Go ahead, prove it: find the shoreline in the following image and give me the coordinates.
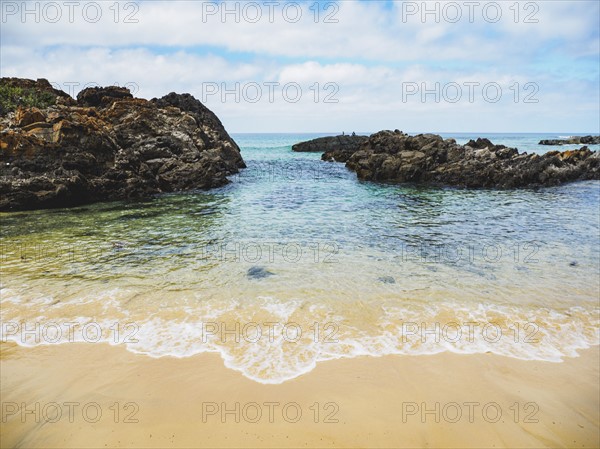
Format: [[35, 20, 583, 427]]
[[2, 342, 598, 448]]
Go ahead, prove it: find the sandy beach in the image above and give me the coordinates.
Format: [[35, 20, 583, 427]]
[[1, 342, 598, 448], [2, 1, 600, 448]]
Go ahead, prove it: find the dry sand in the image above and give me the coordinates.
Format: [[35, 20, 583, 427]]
[[1, 342, 598, 448]]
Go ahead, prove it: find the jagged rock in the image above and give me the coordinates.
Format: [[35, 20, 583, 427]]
[[292, 135, 368, 162], [539, 136, 600, 145], [1, 77, 71, 99], [15, 107, 46, 127], [0, 77, 70, 116], [342, 130, 599, 188], [77, 86, 133, 108], [580, 136, 600, 144], [0, 78, 246, 211], [151, 92, 245, 170]]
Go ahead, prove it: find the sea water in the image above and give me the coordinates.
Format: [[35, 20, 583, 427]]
[[1, 133, 598, 383]]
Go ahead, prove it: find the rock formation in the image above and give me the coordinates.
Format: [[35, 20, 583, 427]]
[[292, 135, 368, 162], [539, 136, 600, 145], [0, 78, 245, 211], [324, 130, 599, 188]]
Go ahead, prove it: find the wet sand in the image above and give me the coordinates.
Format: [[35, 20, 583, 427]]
[[1, 342, 598, 448]]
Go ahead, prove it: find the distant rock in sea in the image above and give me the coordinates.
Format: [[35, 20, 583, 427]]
[[0, 78, 246, 211], [539, 136, 600, 145], [314, 130, 598, 188], [292, 134, 368, 162]]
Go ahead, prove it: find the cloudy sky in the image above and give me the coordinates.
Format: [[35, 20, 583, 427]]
[[2, 0, 599, 133]]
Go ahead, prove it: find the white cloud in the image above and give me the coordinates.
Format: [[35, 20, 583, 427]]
[[0, 1, 598, 132], [2, 1, 598, 61]]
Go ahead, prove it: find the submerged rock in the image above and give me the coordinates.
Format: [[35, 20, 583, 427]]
[[0, 78, 246, 211], [292, 135, 368, 162], [247, 266, 274, 279], [378, 276, 396, 284], [340, 130, 599, 188]]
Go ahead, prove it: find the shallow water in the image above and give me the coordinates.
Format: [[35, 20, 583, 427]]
[[1, 133, 599, 383]]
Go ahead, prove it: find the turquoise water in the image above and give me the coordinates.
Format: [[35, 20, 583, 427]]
[[1, 133, 599, 383]]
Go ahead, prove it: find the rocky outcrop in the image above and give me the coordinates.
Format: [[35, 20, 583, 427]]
[[539, 136, 600, 145], [580, 136, 600, 144], [0, 78, 245, 211], [76, 86, 133, 107], [343, 130, 599, 188], [292, 135, 368, 162], [1, 77, 71, 101], [0, 77, 73, 116]]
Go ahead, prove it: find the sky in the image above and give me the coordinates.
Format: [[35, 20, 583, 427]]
[[1, 0, 599, 133]]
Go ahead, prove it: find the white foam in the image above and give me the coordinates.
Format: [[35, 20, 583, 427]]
[[2, 294, 598, 384]]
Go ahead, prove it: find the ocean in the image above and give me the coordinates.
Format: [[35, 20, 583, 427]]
[[1, 132, 599, 384]]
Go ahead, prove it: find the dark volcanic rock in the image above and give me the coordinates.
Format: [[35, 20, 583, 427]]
[[292, 135, 368, 162], [343, 130, 599, 188], [539, 136, 600, 145], [0, 78, 246, 211], [151, 92, 245, 170], [77, 86, 133, 107], [580, 136, 600, 144]]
